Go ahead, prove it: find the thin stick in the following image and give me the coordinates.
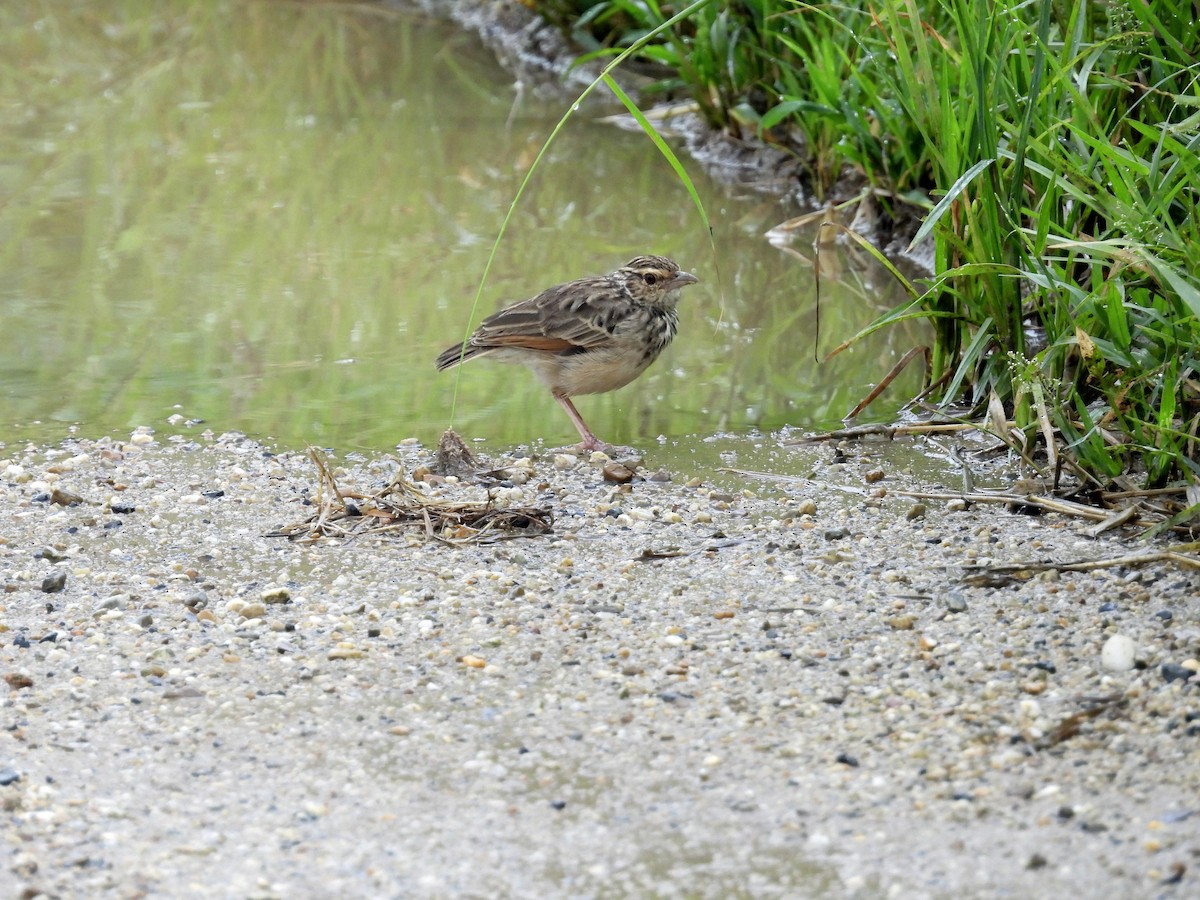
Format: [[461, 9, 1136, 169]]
[[786, 421, 975, 444], [966, 548, 1200, 572]]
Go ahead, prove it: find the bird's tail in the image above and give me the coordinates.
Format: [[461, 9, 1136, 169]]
[[435, 343, 479, 371]]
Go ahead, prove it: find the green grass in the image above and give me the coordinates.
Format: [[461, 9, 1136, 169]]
[[531, 0, 1200, 491]]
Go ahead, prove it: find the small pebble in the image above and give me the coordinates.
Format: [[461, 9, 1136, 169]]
[[1101, 634, 1136, 672], [179, 590, 208, 611], [602, 462, 635, 484], [1161, 663, 1194, 684], [943, 593, 968, 613], [262, 586, 291, 604], [41, 569, 67, 593], [50, 487, 84, 506]]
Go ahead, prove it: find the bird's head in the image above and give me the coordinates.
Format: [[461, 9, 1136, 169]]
[[618, 255, 699, 307]]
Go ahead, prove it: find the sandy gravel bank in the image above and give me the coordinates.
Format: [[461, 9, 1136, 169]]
[[2, 430, 1197, 898]]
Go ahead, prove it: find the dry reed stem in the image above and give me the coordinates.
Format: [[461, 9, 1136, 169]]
[[269, 448, 552, 545]]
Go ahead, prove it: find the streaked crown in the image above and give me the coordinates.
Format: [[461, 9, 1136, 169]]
[[616, 255, 699, 306]]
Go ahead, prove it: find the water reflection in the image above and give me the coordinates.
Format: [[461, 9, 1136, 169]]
[[0, 0, 925, 451]]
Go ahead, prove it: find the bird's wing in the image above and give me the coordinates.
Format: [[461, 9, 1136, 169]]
[[470, 277, 628, 353]]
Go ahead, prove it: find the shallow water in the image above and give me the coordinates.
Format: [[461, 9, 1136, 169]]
[[1, 0, 924, 454]]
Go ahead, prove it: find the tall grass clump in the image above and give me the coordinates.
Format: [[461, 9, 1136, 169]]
[[529, 0, 1200, 490]]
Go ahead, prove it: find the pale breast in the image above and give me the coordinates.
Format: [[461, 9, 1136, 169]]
[[552, 306, 678, 396]]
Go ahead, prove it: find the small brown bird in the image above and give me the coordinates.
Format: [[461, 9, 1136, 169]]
[[436, 255, 699, 451]]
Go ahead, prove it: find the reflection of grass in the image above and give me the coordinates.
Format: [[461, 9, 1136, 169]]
[[529, 0, 1200, 489], [0, 1, 916, 450]]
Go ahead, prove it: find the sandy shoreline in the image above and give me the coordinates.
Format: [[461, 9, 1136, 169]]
[[2, 429, 1197, 897]]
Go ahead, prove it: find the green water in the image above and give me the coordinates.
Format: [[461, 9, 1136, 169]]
[[0, 0, 924, 454]]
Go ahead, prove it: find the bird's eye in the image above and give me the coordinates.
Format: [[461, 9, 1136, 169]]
[[643, 273, 657, 285]]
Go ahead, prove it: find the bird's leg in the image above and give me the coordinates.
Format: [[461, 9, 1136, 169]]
[[554, 393, 607, 452]]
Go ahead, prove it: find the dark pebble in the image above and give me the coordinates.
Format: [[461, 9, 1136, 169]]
[[41, 570, 67, 593], [1154, 610, 1173, 622], [1034, 660, 1056, 674], [604, 508, 623, 519], [31, 492, 50, 503], [12, 635, 31, 649], [550, 800, 566, 810], [38, 632, 58, 643], [201, 489, 225, 499], [103, 520, 123, 529], [1161, 862, 1186, 885], [1026, 853, 1048, 870], [110, 502, 136, 514], [1161, 663, 1195, 685], [1057, 805, 1075, 820], [0, 768, 20, 786], [835, 752, 859, 767], [823, 527, 850, 540], [1098, 602, 1118, 613]]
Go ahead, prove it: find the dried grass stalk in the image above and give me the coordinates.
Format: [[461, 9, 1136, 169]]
[[270, 448, 552, 545]]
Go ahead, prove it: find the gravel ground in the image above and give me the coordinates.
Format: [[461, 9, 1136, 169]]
[[2, 428, 1198, 899]]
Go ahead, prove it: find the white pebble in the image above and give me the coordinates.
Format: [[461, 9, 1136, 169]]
[[1101, 634, 1136, 671]]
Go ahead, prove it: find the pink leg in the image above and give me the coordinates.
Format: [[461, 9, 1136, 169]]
[[554, 394, 606, 451]]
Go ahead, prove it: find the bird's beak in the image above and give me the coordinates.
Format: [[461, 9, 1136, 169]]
[[671, 270, 699, 289]]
